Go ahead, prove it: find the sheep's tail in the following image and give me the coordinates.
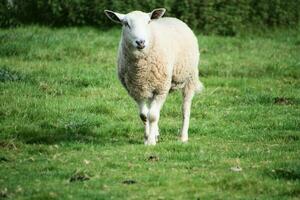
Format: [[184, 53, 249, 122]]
[[195, 80, 204, 94]]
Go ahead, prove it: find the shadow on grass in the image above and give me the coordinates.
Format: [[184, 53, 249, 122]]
[[267, 168, 300, 181], [12, 121, 141, 146], [16, 126, 96, 144]]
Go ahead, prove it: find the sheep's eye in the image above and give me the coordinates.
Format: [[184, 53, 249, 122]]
[[124, 22, 130, 29]]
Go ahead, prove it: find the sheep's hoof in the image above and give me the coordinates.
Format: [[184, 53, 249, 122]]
[[144, 140, 156, 146], [180, 136, 188, 143]]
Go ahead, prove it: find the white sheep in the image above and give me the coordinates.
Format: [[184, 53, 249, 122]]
[[104, 8, 204, 145]]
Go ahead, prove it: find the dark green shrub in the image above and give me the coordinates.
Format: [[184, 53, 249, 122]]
[[0, 0, 17, 27], [0, 0, 299, 35]]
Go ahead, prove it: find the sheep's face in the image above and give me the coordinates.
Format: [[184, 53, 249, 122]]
[[104, 9, 166, 50], [122, 11, 151, 50]]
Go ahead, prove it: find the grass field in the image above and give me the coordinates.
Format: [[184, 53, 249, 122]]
[[0, 26, 300, 199]]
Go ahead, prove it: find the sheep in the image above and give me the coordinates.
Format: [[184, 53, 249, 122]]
[[104, 8, 204, 145]]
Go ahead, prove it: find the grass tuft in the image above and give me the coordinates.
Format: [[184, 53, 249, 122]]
[[0, 67, 26, 82], [69, 170, 92, 182]]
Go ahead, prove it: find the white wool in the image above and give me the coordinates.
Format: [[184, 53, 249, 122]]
[[118, 16, 203, 101]]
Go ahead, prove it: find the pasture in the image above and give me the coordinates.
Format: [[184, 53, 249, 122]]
[[0, 26, 299, 199]]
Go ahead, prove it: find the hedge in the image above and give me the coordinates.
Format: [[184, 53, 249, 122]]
[[1, 0, 299, 35]]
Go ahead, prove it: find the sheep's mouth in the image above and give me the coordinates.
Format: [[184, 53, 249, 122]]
[[137, 45, 145, 50]]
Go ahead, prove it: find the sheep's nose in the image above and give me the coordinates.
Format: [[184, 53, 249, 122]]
[[136, 40, 145, 49]]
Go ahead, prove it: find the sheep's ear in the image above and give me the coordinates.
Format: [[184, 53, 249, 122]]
[[149, 8, 166, 20], [104, 10, 125, 24]]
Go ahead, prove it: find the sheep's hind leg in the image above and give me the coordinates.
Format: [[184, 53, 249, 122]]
[[180, 86, 195, 143], [146, 94, 167, 145], [138, 101, 149, 143]]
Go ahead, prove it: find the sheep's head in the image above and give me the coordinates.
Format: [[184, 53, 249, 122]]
[[104, 8, 166, 50]]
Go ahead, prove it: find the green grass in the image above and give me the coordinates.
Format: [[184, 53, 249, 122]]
[[0, 26, 300, 199]]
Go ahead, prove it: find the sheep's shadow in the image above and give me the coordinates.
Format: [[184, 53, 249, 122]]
[[12, 123, 141, 146]]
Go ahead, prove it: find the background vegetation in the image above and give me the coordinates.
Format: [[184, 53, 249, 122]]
[[1, 0, 300, 35], [0, 26, 299, 199]]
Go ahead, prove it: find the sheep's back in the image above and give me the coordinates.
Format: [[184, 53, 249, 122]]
[[153, 17, 200, 90]]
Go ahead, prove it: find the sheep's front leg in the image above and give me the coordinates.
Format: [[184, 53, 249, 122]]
[[181, 89, 195, 142], [138, 101, 150, 143], [146, 94, 167, 145]]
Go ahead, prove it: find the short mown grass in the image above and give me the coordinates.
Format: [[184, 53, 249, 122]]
[[0, 26, 299, 199]]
